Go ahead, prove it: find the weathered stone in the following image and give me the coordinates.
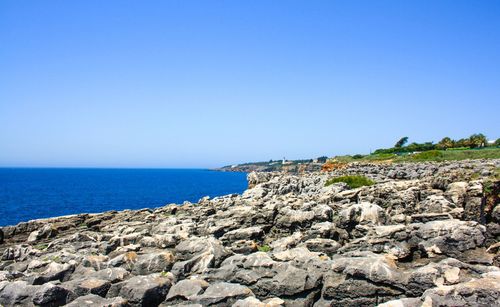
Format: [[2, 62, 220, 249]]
[[132, 252, 175, 275], [0, 280, 36, 306], [32, 283, 72, 306], [166, 279, 209, 302], [65, 294, 128, 307], [27, 224, 58, 243], [31, 262, 76, 285], [195, 282, 254, 306], [76, 278, 111, 297], [107, 274, 172, 306]]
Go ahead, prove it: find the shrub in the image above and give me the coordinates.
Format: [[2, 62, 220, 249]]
[[325, 175, 375, 189], [352, 154, 365, 159], [317, 156, 328, 163], [257, 245, 271, 252]]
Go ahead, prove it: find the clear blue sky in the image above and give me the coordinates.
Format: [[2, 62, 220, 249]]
[[1, 1, 499, 168]]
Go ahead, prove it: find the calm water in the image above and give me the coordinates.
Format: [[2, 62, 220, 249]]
[[0, 168, 247, 226]]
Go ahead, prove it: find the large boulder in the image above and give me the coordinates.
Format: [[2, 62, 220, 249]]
[[165, 279, 209, 303], [75, 278, 112, 297], [410, 220, 486, 259], [337, 202, 387, 229], [27, 224, 58, 243], [171, 237, 231, 278], [195, 282, 254, 306], [32, 283, 72, 306], [132, 252, 175, 275], [30, 261, 76, 285], [107, 274, 172, 307], [0, 280, 37, 306]]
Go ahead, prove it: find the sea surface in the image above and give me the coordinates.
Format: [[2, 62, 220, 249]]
[[0, 168, 248, 227]]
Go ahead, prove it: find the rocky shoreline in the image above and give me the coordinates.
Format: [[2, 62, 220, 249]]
[[1, 159, 499, 306]]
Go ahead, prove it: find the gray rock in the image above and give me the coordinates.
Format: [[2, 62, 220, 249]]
[[220, 227, 264, 243], [107, 274, 172, 306], [166, 279, 209, 302], [132, 252, 175, 275], [31, 262, 76, 285], [89, 268, 130, 283], [0, 280, 36, 306], [32, 283, 72, 306], [337, 202, 387, 228], [27, 224, 58, 243], [195, 282, 254, 306], [464, 181, 485, 222], [75, 278, 111, 297], [299, 238, 341, 255], [65, 294, 128, 307]]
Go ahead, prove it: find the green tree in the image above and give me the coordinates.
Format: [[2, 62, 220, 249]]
[[454, 138, 470, 148], [394, 137, 409, 148], [436, 137, 454, 150], [317, 156, 328, 163], [469, 133, 487, 148]]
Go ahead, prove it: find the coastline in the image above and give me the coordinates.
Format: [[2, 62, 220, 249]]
[[0, 159, 499, 306]]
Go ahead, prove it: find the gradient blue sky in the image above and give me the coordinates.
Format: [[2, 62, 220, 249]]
[[1, 1, 499, 168]]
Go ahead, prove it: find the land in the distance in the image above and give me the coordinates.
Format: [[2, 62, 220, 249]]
[[218, 134, 500, 172]]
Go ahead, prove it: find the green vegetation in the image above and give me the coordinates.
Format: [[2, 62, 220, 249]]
[[483, 168, 500, 194], [394, 136, 409, 148], [411, 150, 443, 160], [332, 133, 498, 164], [325, 175, 375, 189], [35, 244, 49, 250], [374, 133, 494, 155], [257, 245, 271, 252], [221, 133, 498, 171], [333, 147, 500, 163], [42, 255, 61, 263], [316, 156, 328, 163], [334, 153, 395, 163]]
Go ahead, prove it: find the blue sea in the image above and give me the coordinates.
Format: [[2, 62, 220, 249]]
[[0, 168, 248, 227]]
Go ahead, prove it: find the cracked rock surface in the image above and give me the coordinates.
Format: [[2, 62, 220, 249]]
[[1, 159, 499, 306]]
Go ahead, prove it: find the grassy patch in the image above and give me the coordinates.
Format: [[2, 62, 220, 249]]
[[335, 148, 500, 164], [44, 255, 61, 263], [411, 150, 444, 160], [257, 245, 271, 252], [35, 244, 49, 250], [402, 148, 500, 162], [325, 175, 375, 189], [437, 147, 500, 161]]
